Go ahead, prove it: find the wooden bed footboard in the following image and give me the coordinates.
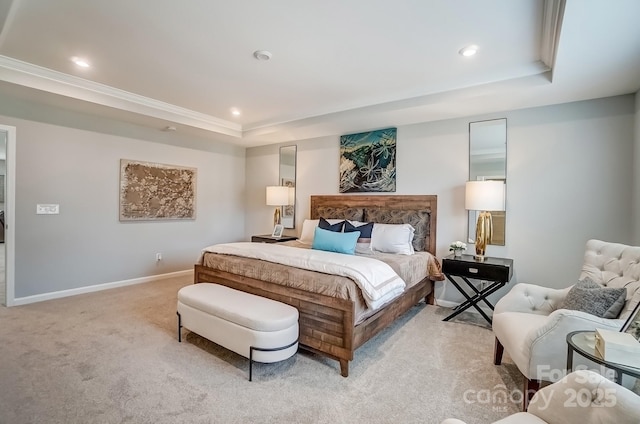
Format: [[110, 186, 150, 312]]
[[194, 264, 434, 377]]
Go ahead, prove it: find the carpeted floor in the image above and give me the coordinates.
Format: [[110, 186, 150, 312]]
[[0, 276, 529, 424]]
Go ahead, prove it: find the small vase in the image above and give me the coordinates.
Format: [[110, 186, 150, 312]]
[[453, 250, 463, 258]]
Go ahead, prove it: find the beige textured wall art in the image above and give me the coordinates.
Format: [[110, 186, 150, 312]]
[[119, 159, 197, 221]]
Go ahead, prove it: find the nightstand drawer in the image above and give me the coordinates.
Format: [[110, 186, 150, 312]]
[[443, 256, 513, 282]]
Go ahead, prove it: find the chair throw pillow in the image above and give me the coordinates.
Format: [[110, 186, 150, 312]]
[[560, 278, 627, 319]]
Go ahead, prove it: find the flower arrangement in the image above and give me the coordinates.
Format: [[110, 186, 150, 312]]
[[449, 241, 467, 256]]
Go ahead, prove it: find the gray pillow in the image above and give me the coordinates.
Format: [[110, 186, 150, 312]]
[[560, 278, 627, 319]]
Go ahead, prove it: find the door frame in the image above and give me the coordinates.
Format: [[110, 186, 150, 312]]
[[0, 125, 15, 306]]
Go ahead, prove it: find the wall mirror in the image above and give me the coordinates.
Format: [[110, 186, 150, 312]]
[[279, 145, 297, 229], [468, 118, 507, 245]]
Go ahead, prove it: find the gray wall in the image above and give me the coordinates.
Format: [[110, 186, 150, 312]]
[[0, 102, 246, 299], [245, 95, 636, 305], [634, 90, 640, 245], [2, 92, 636, 303]]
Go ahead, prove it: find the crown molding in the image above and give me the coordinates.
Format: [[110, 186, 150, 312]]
[[540, 0, 566, 80], [0, 55, 242, 137]]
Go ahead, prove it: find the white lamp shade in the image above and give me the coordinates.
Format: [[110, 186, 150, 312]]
[[288, 186, 295, 205], [266, 186, 290, 206], [465, 181, 505, 211]]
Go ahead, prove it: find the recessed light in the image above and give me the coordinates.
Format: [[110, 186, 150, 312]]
[[459, 45, 478, 57], [253, 50, 272, 61], [231, 108, 241, 116], [71, 56, 90, 68]]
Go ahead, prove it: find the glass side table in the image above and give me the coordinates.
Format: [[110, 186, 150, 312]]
[[566, 330, 640, 384]]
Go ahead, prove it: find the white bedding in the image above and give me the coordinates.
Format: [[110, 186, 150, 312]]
[[202, 242, 406, 310]]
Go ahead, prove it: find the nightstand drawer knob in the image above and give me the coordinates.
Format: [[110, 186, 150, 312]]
[[468, 268, 479, 274]]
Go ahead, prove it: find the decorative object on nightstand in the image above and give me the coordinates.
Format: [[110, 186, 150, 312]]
[[271, 224, 284, 238], [266, 186, 291, 227], [465, 180, 505, 261], [251, 234, 298, 243], [449, 240, 467, 257], [442, 253, 513, 325]]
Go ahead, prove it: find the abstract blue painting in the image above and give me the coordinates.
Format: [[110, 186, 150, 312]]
[[339, 127, 396, 193]]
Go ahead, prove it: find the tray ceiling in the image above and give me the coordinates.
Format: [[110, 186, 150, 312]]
[[0, 0, 638, 146]]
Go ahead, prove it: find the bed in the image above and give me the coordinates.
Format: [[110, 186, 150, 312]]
[[194, 194, 442, 377]]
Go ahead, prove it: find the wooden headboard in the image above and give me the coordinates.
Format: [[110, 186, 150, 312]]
[[310, 195, 437, 255]]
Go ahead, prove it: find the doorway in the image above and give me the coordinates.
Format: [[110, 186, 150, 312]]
[[0, 125, 15, 306]]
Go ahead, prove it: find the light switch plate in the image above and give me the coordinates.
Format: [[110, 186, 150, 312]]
[[37, 204, 59, 214]]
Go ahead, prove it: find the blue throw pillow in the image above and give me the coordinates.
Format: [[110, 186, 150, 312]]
[[312, 227, 360, 255], [319, 217, 345, 232]]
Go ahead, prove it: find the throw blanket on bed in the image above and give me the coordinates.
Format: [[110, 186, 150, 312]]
[[202, 242, 406, 310]]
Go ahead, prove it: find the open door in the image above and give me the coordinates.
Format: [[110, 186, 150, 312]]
[[0, 125, 15, 306]]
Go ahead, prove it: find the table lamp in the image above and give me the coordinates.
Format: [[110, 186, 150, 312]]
[[266, 186, 290, 227], [465, 180, 505, 261]]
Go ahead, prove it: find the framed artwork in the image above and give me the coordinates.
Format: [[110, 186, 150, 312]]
[[621, 302, 640, 341], [272, 224, 284, 238], [119, 159, 197, 221], [339, 127, 396, 193]]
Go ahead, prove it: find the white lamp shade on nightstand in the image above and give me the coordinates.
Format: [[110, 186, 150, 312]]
[[266, 186, 291, 206], [266, 185, 291, 227], [465, 180, 505, 260], [288, 186, 295, 205], [465, 181, 505, 212]]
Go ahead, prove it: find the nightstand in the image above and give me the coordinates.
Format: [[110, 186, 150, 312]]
[[442, 254, 513, 325], [251, 235, 298, 243]]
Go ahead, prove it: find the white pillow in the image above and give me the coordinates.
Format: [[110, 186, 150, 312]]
[[299, 218, 345, 244], [347, 220, 366, 226], [370, 223, 415, 255]]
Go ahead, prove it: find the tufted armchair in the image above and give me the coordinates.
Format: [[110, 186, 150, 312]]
[[492, 239, 640, 409], [441, 370, 640, 424]]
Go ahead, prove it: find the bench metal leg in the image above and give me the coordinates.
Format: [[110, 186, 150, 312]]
[[177, 311, 182, 342], [249, 339, 299, 382]]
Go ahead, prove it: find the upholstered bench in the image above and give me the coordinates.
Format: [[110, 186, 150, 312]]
[[177, 283, 299, 381]]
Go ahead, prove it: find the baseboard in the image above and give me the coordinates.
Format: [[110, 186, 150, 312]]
[[12, 269, 193, 306]]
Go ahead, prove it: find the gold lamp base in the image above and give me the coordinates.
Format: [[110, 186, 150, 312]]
[[474, 211, 493, 261], [273, 207, 281, 227]]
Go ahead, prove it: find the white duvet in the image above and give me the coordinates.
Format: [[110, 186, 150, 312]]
[[202, 242, 406, 310]]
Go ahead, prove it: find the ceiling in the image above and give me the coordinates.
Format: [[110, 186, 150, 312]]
[[0, 0, 638, 148]]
